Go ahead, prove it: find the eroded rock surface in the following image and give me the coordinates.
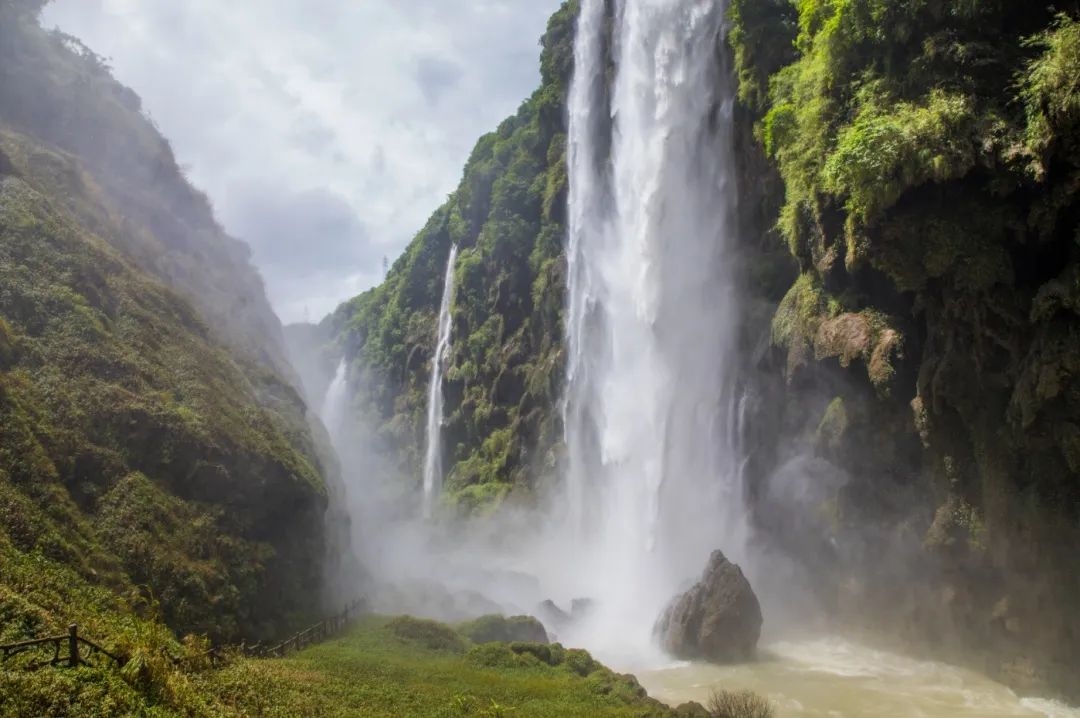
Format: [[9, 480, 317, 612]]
[[655, 550, 762, 662]]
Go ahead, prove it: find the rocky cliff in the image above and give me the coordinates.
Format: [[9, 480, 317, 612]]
[[728, 0, 1080, 697]]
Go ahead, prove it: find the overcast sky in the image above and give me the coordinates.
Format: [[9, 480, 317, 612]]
[[42, 0, 562, 324]]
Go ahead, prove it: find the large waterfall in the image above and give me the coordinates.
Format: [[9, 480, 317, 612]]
[[422, 245, 459, 517], [560, 0, 747, 660]]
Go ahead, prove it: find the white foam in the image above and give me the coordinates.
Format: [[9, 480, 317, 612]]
[[1021, 698, 1080, 718]]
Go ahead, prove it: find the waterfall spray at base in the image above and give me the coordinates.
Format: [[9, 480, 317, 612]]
[[422, 245, 459, 517], [553, 0, 747, 664]]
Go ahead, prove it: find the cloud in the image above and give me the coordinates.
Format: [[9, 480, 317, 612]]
[[222, 185, 375, 275], [415, 56, 463, 107], [41, 0, 563, 323]]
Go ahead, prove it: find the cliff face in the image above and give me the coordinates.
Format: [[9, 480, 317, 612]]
[[322, 2, 579, 513], [728, 0, 1080, 696], [0, 0, 334, 647]]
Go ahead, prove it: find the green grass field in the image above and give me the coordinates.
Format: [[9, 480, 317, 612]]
[[198, 615, 677, 717]]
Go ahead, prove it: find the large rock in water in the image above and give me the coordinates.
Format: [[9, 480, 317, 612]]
[[654, 550, 762, 662]]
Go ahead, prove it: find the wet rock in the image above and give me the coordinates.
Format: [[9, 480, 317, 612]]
[[654, 550, 762, 662]]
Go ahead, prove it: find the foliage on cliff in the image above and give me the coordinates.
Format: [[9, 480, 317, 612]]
[[0, 2, 338, 712], [731, 0, 1080, 695], [0, 0, 292, 379], [325, 2, 578, 514]]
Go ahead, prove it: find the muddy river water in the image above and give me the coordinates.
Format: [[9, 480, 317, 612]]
[[628, 637, 1079, 717]]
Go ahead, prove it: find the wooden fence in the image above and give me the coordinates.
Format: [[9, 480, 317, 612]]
[[0, 624, 125, 670], [0, 597, 367, 673]]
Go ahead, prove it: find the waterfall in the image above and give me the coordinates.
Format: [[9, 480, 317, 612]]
[[422, 244, 459, 517], [560, 0, 746, 661], [321, 359, 348, 442]]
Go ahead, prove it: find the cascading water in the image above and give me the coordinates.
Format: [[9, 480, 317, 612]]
[[560, 0, 747, 662], [321, 359, 349, 443], [422, 244, 459, 517]]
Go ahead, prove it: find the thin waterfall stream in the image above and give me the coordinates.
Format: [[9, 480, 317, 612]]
[[422, 244, 459, 517], [322, 359, 348, 443]]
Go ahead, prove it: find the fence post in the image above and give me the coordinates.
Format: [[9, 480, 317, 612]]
[[68, 625, 79, 668]]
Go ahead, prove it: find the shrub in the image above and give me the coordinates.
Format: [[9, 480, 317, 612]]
[[457, 614, 548, 644], [386, 615, 467, 654], [465, 642, 525, 669], [508, 641, 564, 666], [562, 648, 599, 677], [707, 689, 775, 718]]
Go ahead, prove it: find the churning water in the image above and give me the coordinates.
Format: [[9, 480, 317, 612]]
[[422, 244, 459, 517], [636, 637, 1080, 718], [559, 0, 747, 662]]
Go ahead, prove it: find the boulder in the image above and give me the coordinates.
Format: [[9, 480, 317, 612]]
[[654, 550, 762, 662]]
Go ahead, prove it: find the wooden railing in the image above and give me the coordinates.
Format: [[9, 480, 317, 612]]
[[251, 597, 366, 659], [0, 624, 125, 670], [0, 597, 366, 673]]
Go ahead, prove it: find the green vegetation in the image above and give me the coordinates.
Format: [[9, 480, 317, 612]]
[[0, 1, 339, 712], [193, 615, 676, 717], [457, 614, 549, 645], [706, 689, 774, 718], [322, 2, 579, 514], [388, 615, 471, 654], [0, 143, 326, 642], [731, 0, 1080, 698]]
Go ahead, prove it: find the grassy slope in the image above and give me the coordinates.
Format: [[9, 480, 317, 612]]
[[0, 3, 339, 713], [1, 614, 685, 717], [0, 118, 328, 641], [199, 616, 677, 718], [0, 142, 331, 712]]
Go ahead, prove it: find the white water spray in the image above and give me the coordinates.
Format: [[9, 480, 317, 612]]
[[560, 0, 746, 662], [422, 245, 459, 517]]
